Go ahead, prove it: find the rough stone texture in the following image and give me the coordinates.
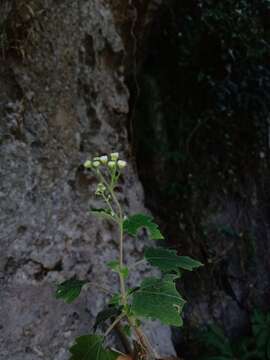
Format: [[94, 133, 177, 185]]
[[0, 1, 175, 359]]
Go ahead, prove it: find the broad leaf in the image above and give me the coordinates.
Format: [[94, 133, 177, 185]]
[[91, 208, 114, 221], [131, 276, 185, 326], [145, 247, 203, 272], [55, 278, 87, 303], [123, 213, 164, 240], [69, 335, 118, 360], [94, 306, 122, 331]]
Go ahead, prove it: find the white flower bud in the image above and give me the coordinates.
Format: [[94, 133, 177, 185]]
[[108, 160, 116, 169], [117, 160, 127, 169], [92, 161, 100, 168], [84, 160, 92, 169], [100, 155, 108, 164], [110, 152, 119, 161], [95, 182, 106, 195]]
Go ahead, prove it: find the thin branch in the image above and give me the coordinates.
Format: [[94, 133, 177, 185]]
[[104, 313, 125, 337]]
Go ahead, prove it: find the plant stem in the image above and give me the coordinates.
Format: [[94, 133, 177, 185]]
[[104, 313, 125, 337], [115, 323, 133, 356], [127, 318, 158, 360], [96, 167, 157, 359], [118, 220, 127, 305]]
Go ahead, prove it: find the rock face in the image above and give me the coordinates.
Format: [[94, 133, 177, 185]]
[[0, 1, 174, 359]]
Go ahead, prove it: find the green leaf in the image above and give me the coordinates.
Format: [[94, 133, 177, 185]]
[[123, 213, 164, 240], [55, 279, 87, 303], [109, 293, 121, 306], [145, 247, 203, 272], [131, 276, 185, 326], [199, 325, 233, 356], [69, 335, 118, 360], [107, 261, 129, 278], [94, 306, 122, 332], [91, 208, 114, 221], [106, 260, 120, 270]]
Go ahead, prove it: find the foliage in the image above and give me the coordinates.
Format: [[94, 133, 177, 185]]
[[69, 335, 118, 360], [144, 247, 203, 272], [55, 278, 87, 304], [123, 213, 164, 240], [132, 275, 186, 326], [54, 153, 203, 359], [197, 310, 270, 360]]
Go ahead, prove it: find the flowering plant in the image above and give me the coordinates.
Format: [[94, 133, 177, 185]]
[[55, 153, 203, 360]]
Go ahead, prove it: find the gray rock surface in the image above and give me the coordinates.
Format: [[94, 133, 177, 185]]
[[0, 1, 175, 359]]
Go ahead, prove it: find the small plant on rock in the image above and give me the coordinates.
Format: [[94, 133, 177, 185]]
[[55, 152, 203, 360]]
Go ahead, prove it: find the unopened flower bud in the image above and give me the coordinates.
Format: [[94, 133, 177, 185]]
[[108, 160, 116, 169], [100, 155, 108, 164], [110, 152, 119, 161], [92, 161, 100, 168], [95, 182, 106, 195], [117, 160, 127, 169], [84, 160, 92, 169]]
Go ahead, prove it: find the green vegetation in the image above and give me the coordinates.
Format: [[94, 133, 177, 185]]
[[55, 153, 203, 360], [198, 310, 270, 360]]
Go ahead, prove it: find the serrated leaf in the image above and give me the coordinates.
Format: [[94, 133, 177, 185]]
[[145, 247, 203, 272], [69, 335, 118, 360], [123, 213, 164, 240], [131, 276, 185, 326], [55, 279, 87, 303], [94, 306, 122, 332], [91, 208, 114, 221]]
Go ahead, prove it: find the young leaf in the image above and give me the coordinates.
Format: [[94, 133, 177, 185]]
[[107, 261, 129, 279], [91, 208, 115, 221], [131, 276, 186, 326], [109, 293, 122, 306], [94, 306, 123, 331], [69, 335, 118, 360], [107, 260, 120, 270], [144, 247, 203, 272], [55, 279, 87, 304], [123, 213, 164, 240]]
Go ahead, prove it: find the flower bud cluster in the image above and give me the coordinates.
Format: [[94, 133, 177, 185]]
[[83, 152, 127, 170], [95, 182, 106, 195]]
